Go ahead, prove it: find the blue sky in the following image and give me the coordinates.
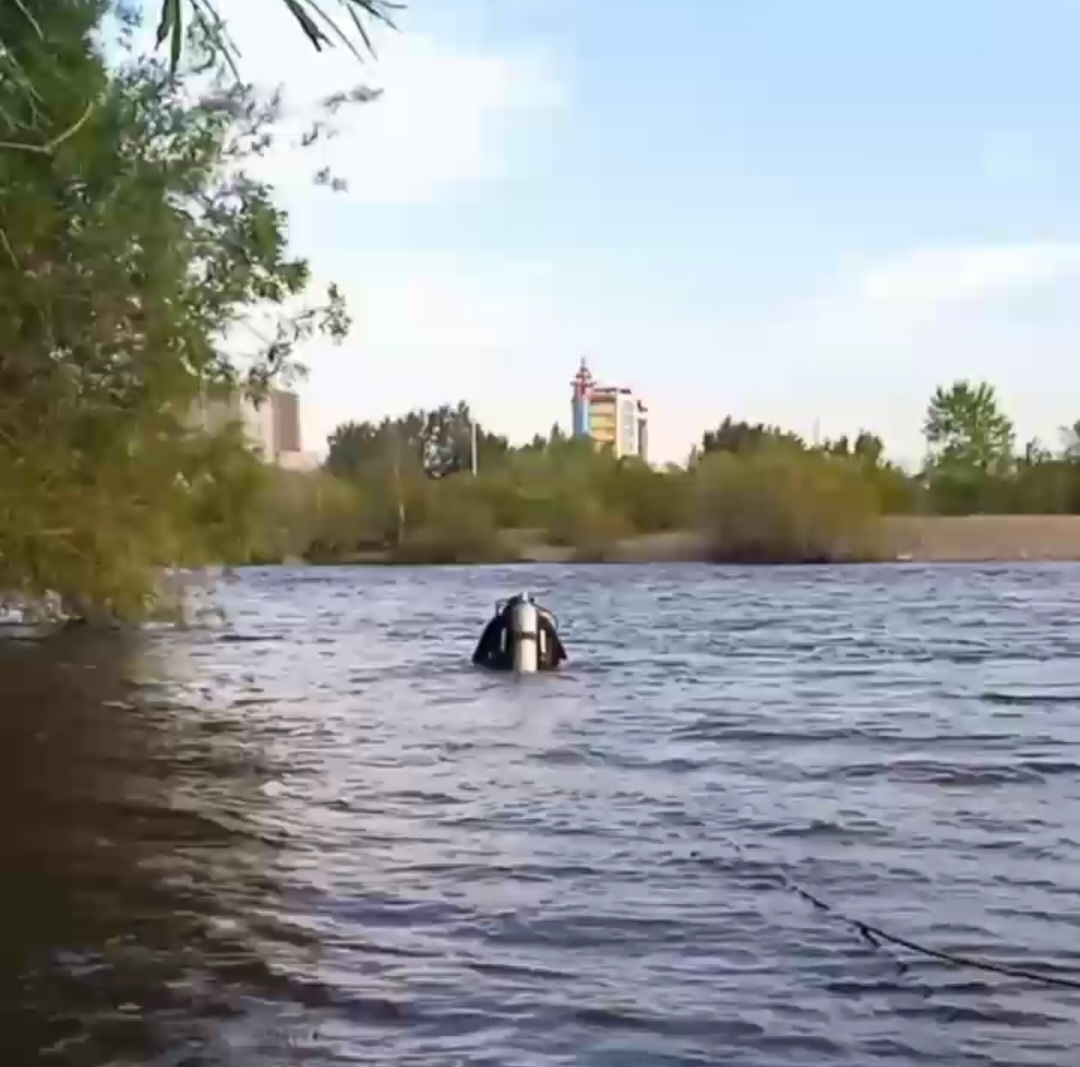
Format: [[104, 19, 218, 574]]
[[216, 0, 1080, 464]]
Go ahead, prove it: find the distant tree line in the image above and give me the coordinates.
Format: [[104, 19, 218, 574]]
[[6, 3, 1080, 612], [690, 379, 1080, 516], [240, 378, 1080, 567]]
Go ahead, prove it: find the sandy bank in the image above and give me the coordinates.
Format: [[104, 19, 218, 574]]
[[605, 516, 1080, 564], [320, 515, 1080, 566], [878, 515, 1080, 562]]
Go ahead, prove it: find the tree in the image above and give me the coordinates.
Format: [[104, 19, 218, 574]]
[[1059, 420, 1080, 461], [820, 431, 884, 465], [326, 413, 424, 480], [695, 447, 882, 564], [853, 431, 885, 467], [0, 1, 399, 77], [0, 0, 395, 190], [701, 416, 804, 456], [421, 402, 509, 478], [923, 380, 1015, 473], [823, 434, 850, 457], [327, 403, 508, 481], [1020, 437, 1053, 467], [0, 1, 348, 617], [157, 1, 398, 74]]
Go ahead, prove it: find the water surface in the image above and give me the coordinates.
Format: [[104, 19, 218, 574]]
[[3, 562, 1080, 1065]]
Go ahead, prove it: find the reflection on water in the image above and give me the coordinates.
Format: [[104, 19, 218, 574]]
[[0, 630, 313, 1064], [3, 563, 1080, 1065]]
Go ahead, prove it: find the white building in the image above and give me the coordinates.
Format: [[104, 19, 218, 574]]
[[192, 387, 319, 470], [570, 358, 649, 461]]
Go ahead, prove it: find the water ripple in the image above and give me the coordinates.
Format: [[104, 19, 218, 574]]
[[3, 562, 1080, 1065]]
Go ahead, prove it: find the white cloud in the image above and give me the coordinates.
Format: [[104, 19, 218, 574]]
[[854, 242, 1080, 309], [744, 241, 1080, 465], [194, 2, 571, 452], [294, 239, 1080, 467], [219, 1, 563, 204], [161, 5, 1080, 469], [783, 241, 1080, 358], [297, 253, 568, 455]]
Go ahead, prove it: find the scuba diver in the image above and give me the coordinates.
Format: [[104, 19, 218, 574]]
[[472, 592, 567, 673]]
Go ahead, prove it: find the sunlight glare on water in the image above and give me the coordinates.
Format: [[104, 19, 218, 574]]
[[3, 562, 1080, 1066]]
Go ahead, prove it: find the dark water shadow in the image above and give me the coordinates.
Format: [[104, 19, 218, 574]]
[[0, 630, 316, 1065]]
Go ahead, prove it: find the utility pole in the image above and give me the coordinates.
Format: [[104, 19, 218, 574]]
[[392, 422, 404, 546], [470, 415, 479, 476]]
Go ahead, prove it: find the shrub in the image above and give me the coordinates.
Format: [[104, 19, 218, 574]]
[[599, 459, 690, 533], [543, 496, 635, 561], [248, 468, 367, 563], [390, 491, 510, 564], [693, 447, 883, 563]]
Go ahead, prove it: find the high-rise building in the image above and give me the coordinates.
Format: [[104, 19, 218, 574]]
[[569, 357, 648, 461], [272, 389, 301, 454], [190, 386, 317, 469]]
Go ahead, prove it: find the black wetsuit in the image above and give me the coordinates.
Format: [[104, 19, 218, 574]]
[[471, 598, 567, 671]]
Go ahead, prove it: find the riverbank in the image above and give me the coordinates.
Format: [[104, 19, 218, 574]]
[[595, 516, 1080, 563], [610, 516, 1080, 563], [316, 515, 1080, 566], [878, 515, 1080, 562]]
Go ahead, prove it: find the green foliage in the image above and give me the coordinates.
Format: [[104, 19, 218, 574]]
[[10, 0, 1080, 613], [392, 493, 510, 565], [1003, 451, 1079, 515], [924, 379, 1015, 474], [917, 381, 1080, 515], [865, 462, 925, 516], [0, 1, 348, 618], [326, 403, 508, 482], [700, 416, 805, 456], [304, 402, 904, 566], [822, 430, 885, 465], [544, 499, 634, 561], [827, 431, 923, 515], [285, 385, 1080, 567], [246, 468, 366, 564], [183, 425, 276, 565], [154, 1, 399, 79], [378, 473, 513, 564], [16, 5, 1080, 585], [600, 458, 690, 534], [694, 447, 883, 564], [309, 410, 691, 564]]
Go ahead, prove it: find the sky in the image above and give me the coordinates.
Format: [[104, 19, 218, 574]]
[[204, 0, 1080, 466]]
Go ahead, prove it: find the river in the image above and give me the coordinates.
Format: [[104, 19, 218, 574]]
[[2, 562, 1080, 1066]]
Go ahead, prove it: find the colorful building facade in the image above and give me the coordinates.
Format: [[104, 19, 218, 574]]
[[569, 358, 649, 461]]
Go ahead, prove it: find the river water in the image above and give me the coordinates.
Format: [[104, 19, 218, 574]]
[[3, 563, 1080, 1066]]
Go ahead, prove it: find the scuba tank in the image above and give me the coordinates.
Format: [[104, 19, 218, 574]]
[[471, 592, 567, 673]]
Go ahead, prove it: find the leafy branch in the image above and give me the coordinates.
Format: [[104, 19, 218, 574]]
[[160, 0, 404, 75], [0, 99, 94, 154]]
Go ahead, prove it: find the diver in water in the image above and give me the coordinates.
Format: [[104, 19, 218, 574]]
[[472, 592, 567, 672]]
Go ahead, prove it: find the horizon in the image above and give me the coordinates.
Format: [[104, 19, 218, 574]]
[[182, 1, 1080, 469], [283, 367, 931, 472]]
